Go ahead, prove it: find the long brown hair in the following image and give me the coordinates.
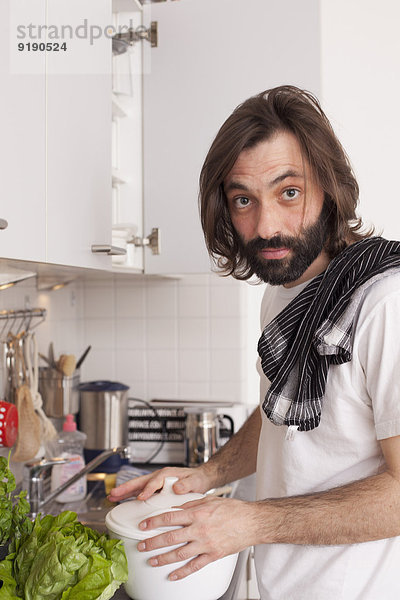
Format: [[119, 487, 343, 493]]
[[199, 85, 372, 279]]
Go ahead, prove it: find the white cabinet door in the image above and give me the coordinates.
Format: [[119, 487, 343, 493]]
[[142, 0, 320, 274], [45, 0, 113, 269], [0, 0, 46, 263]]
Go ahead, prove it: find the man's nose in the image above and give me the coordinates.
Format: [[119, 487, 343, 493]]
[[255, 202, 281, 240]]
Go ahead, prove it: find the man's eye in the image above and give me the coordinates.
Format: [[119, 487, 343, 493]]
[[282, 188, 299, 200], [234, 196, 251, 208]]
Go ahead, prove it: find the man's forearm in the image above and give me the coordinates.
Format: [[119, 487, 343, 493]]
[[254, 470, 400, 546], [202, 407, 261, 488]]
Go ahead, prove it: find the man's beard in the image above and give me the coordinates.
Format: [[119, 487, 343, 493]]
[[239, 199, 332, 285]]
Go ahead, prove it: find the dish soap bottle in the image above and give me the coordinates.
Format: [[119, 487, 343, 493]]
[[49, 414, 87, 503]]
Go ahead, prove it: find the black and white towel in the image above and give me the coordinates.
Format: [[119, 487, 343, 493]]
[[258, 237, 400, 432]]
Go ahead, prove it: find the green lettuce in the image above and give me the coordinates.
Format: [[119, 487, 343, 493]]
[[0, 455, 31, 546], [0, 511, 127, 600]]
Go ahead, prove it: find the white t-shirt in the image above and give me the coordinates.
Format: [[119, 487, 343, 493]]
[[255, 271, 400, 600]]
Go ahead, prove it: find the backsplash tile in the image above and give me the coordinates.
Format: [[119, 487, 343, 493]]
[[178, 348, 210, 383], [178, 317, 210, 349], [115, 283, 145, 318], [177, 284, 209, 318], [147, 318, 177, 350], [146, 282, 178, 318], [116, 318, 146, 349]]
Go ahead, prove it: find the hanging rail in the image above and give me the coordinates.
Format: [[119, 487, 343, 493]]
[[0, 308, 46, 321], [0, 308, 47, 342]]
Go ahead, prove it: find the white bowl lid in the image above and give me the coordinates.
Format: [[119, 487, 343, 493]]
[[105, 477, 204, 540]]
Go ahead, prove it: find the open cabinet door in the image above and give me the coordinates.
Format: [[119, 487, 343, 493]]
[[0, 0, 47, 263], [142, 0, 320, 275]]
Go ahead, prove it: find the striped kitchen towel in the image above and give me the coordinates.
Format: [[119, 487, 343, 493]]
[[258, 237, 400, 431]]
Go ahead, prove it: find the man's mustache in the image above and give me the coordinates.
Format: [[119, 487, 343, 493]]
[[244, 236, 297, 252]]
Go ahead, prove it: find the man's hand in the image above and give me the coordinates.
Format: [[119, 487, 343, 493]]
[[108, 407, 260, 503], [136, 496, 259, 580], [107, 465, 214, 503]]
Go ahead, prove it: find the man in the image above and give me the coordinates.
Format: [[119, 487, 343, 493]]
[[109, 86, 400, 599]]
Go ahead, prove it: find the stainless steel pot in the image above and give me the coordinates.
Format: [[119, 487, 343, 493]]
[[78, 381, 129, 449]]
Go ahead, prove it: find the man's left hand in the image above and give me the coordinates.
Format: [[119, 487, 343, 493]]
[[137, 496, 259, 580]]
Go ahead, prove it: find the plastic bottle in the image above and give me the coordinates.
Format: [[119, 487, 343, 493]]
[[48, 414, 87, 503]]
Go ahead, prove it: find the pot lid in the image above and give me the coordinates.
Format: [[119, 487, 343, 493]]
[[105, 477, 203, 540], [78, 380, 129, 392]]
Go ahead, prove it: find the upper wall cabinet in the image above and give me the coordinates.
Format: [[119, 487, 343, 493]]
[[0, 0, 47, 263], [46, 0, 113, 269], [141, 0, 321, 274], [0, 0, 113, 270]]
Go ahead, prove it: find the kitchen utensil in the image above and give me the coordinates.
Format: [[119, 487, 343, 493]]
[[25, 333, 57, 441], [39, 353, 53, 368], [105, 476, 238, 600], [48, 342, 55, 368], [12, 337, 41, 462], [184, 410, 234, 467], [13, 384, 41, 462], [38, 368, 80, 417], [0, 400, 18, 447], [75, 345, 91, 370], [57, 354, 77, 377]]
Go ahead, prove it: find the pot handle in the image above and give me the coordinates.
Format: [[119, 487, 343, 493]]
[[218, 414, 234, 439]]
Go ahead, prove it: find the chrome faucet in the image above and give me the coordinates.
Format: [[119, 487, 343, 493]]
[[25, 446, 131, 518]]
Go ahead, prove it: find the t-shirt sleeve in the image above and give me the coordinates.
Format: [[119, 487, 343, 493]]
[[357, 280, 400, 440]]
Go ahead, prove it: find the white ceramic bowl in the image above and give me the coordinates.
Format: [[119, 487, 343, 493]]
[[105, 477, 238, 600]]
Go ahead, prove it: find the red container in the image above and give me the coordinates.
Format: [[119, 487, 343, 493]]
[[0, 400, 18, 447]]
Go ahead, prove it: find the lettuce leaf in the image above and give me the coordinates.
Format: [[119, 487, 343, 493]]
[[0, 553, 21, 599], [0, 511, 127, 600], [0, 456, 31, 546]]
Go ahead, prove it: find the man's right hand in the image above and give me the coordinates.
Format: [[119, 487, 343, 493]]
[[107, 465, 214, 503]]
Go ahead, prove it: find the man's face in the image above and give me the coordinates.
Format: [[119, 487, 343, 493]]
[[223, 131, 330, 286]]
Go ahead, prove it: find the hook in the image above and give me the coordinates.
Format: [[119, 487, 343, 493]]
[[15, 312, 26, 337], [0, 310, 9, 341], [7, 311, 18, 339], [24, 312, 33, 336], [29, 309, 46, 332]]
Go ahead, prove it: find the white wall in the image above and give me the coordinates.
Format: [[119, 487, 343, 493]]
[[320, 0, 400, 239]]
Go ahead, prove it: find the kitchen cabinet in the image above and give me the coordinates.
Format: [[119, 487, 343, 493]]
[[110, 3, 144, 271], [113, 0, 321, 274], [141, 0, 321, 274], [0, 0, 113, 270], [46, 0, 113, 269], [0, 0, 47, 263]]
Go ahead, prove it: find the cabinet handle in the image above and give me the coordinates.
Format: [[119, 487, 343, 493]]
[[91, 244, 126, 256], [0, 219, 8, 230]]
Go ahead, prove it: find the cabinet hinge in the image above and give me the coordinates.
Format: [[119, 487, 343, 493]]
[[130, 227, 161, 255], [113, 21, 158, 50]]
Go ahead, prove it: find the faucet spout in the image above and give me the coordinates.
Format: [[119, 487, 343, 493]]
[[26, 446, 131, 518]]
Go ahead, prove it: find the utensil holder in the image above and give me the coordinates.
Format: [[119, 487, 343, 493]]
[[38, 368, 80, 418]]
